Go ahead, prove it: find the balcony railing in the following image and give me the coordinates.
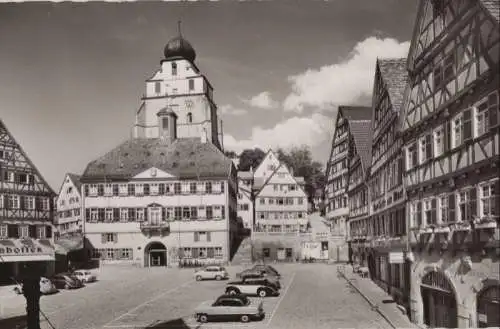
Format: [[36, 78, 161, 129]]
[[140, 222, 170, 233]]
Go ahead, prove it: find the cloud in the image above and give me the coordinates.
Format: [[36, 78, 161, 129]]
[[283, 37, 410, 113], [243, 91, 278, 110], [223, 112, 333, 153], [219, 104, 247, 116]]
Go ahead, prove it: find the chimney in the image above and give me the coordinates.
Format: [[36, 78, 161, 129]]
[[157, 106, 177, 143]]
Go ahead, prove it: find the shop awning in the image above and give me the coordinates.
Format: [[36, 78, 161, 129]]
[[1, 254, 55, 262], [0, 238, 55, 262]]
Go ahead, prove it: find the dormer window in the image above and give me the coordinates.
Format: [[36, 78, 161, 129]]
[[187, 112, 193, 123]]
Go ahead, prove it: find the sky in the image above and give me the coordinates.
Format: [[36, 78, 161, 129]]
[[0, 0, 417, 191]]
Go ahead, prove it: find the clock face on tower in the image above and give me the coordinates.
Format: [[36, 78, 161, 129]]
[[185, 100, 194, 109]]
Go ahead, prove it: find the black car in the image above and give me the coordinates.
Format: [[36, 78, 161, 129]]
[[226, 277, 280, 297], [237, 265, 281, 280], [50, 273, 84, 289]]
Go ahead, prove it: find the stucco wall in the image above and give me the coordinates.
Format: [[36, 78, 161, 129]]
[[410, 251, 500, 328]]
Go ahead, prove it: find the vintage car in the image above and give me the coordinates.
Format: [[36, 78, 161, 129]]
[[50, 273, 84, 289], [194, 266, 229, 281], [73, 270, 97, 283], [236, 264, 281, 279], [13, 277, 59, 295], [225, 277, 280, 297], [194, 294, 264, 323]]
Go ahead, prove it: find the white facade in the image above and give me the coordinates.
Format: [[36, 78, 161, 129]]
[[237, 181, 253, 230], [82, 171, 238, 267], [55, 174, 82, 236], [132, 57, 222, 149], [253, 152, 308, 232]]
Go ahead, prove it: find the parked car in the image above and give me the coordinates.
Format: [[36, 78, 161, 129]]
[[13, 277, 58, 295], [194, 266, 229, 281], [236, 264, 281, 279], [50, 273, 84, 289], [234, 273, 281, 289], [225, 277, 280, 297], [73, 270, 97, 283], [194, 294, 264, 323]]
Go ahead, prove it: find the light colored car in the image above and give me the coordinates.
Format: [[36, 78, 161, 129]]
[[225, 277, 280, 297], [73, 270, 97, 283], [194, 294, 264, 323], [13, 277, 58, 295], [194, 266, 228, 281]]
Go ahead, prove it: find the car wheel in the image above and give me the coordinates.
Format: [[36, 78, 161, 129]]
[[198, 314, 208, 323], [227, 288, 238, 295], [215, 275, 222, 281], [240, 315, 250, 323], [257, 289, 267, 297], [195, 275, 202, 281]]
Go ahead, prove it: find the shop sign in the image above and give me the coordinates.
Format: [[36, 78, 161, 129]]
[[478, 313, 487, 323], [389, 251, 404, 264], [0, 246, 44, 255]]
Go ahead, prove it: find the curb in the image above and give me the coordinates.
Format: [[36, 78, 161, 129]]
[[337, 269, 410, 329]]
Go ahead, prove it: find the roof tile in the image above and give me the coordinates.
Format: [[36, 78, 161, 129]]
[[349, 120, 373, 173], [81, 138, 233, 182], [377, 58, 408, 113]]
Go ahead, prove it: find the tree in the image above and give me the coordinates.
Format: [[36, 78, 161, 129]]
[[275, 145, 326, 204], [238, 148, 266, 171]]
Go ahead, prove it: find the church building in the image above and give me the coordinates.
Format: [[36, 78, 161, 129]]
[[80, 29, 239, 267]]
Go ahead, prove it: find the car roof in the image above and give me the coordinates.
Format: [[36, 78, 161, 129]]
[[216, 294, 248, 301]]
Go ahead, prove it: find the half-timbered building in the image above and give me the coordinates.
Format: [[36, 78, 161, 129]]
[[0, 119, 56, 283], [366, 58, 411, 312], [346, 117, 372, 268], [401, 1, 500, 327], [324, 106, 372, 237]]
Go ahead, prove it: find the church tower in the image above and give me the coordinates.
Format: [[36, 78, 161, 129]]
[[132, 22, 223, 150]]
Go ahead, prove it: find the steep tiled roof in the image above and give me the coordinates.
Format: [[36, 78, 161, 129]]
[[81, 138, 233, 182], [480, 0, 500, 23], [349, 120, 372, 174], [339, 106, 372, 121], [67, 173, 82, 194], [377, 58, 408, 113]]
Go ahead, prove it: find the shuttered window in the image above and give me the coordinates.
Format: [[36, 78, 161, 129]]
[[448, 193, 456, 222], [416, 201, 422, 227], [463, 109, 472, 141]]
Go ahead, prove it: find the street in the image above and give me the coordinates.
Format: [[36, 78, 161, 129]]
[[1, 264, 390, 329]]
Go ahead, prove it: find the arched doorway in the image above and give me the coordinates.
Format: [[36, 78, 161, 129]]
[[144, 242, 167, 267], [477, 284, 500, 328], [420, 271, 457, 328]]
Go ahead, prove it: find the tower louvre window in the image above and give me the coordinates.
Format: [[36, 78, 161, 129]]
[[154, 82, 161, 94], [189, 79, 194, 91], [187, 112, 193, 123], [171, 62, 177, 76]]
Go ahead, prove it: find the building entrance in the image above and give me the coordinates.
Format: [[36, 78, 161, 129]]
[[144, 242, 167, 267], [421, 271, 457, 328]]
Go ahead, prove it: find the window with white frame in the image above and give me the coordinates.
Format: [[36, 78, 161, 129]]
[[19, 225, 28, 238], [407, 143, 417, 169], [420, 134, 432, 163], [42, 198, 50, 211], [0, 225, 6, 237], [439, 195, 448, 223], [90, 208, 99, 221], [137, 208, 145, 221], [453, 114, 463, 147], [458, 188, 476, 222], [105, 209, 113, 221], [120, 208, 129, 221], [480, 180, 499, 217], [36, 226, 46, 239], [476, 91, 499, 136], [423, 199, 432, 226], [434, 126, 444, 156]]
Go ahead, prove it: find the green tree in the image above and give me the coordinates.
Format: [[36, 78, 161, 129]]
[[238, 148, 266, 171], [275, 145, 326, 204]]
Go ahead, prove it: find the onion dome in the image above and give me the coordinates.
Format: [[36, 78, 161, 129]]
[[163, 36, 196, 62], [163, 21, 196, 62]]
